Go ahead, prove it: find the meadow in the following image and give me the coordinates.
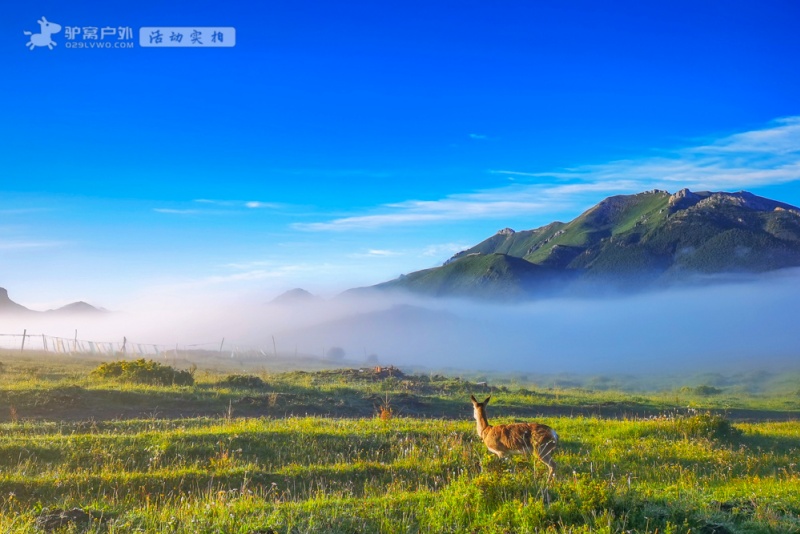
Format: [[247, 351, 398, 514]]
[[0, 351, 798, 533]]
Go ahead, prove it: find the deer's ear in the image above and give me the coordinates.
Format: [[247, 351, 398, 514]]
[[470, 394, 478, 404], [483, 396, 491, 405]]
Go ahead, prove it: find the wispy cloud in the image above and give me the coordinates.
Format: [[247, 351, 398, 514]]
[[0, 208, 51, 215], [691, 116, 800, 155], [245, 201, 282, 209], [346, 244, 471, 262], [295, 117, 800, 231], [222, 260, 276, 270], [365, 249, 401, 257], [490, 170, 544, 179], [469, 133, 488, 140], [528, 116, 800, 191], [197, 199, 283, 209], [155, 199, 286, 215], [179, 261, 339, 287], [153, 208, 203, 215], [349, 249, 404, 259], [0, 240, 65, 250], [269, 168, 393, 179], [295, 184, 572, 231], [422, 243, 473, 258]]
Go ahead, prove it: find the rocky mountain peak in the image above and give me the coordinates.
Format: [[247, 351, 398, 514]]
[[668, 188, 703, 211], [699, 191, 798, 213]]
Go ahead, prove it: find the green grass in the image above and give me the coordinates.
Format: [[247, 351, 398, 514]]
[[0, 352, 799, 532]]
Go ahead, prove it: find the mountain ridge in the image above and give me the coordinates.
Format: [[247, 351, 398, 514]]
[[363, 189, 800, 300], [0, 288, 106, 315]]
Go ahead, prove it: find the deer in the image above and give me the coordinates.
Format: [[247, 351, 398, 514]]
[[24, 17, 62, 50], [471, 395, 558, 482]]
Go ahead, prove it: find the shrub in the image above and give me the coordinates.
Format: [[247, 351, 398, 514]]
[[681, 384, 723, 396], [325, 347, 346, 360], [220, 374, 266, 388], [91, 359, 194, 386], [675, 412, 740, 441]]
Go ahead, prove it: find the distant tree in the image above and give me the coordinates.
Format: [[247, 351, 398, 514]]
[[366, 353, 379, 365], [326, 347, 346, 361]]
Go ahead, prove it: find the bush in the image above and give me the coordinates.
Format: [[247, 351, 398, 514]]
[[675, 412, 740, 441], [220, 374, 266, 388], [325, 347, 346, 360], [681, 385, 723, 396], [91, 359, 194, 386]]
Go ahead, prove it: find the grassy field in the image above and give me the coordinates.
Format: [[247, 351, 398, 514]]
[[0, 351, 798, 533]]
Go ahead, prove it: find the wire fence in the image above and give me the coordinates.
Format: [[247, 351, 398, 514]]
[[0, 330, 271, 359]]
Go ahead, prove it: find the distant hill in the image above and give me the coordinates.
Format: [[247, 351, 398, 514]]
[[0, 287, 105, 315], [270, 288, 321, 305], [46, 301, 107, 315], [0, 288, 33, 314], [363, 189, 800, 299]]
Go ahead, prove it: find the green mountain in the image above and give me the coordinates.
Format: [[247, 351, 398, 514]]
[[375, 253, 570, 299], [370, 189, 800, 299]]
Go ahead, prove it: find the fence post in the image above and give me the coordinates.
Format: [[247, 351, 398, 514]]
[[20, 329, 27, 353], [42, 334, 47, 352], [73, 330, 78, 353]]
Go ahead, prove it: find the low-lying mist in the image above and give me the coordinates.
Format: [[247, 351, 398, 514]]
[[4, 268, 799, 379]]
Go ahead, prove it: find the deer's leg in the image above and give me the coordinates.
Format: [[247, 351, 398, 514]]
[[536, 441, 557, 482]]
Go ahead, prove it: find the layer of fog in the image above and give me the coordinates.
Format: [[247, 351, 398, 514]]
[[3, 268, 799, 377]]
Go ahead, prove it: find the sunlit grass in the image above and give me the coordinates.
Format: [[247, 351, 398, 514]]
[[1, 352, 799, 532], [1, 414, 798, 532]]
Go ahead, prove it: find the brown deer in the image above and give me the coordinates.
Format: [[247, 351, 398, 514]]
[[471, 395, 558, 482]]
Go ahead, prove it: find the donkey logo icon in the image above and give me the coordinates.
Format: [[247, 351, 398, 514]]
[[24, 17, 62, 50]]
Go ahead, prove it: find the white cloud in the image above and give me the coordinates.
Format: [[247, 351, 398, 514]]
[[222, 260, 277, 270], [153, 208, 202, 215], [0, 240, 65, 250], [490, 170, 543, 179], [691, 116, 800, 155], [294, 117, 800, 231], [469, 133, 488, 140], [162, 262, 342, 290], [155, 199, 285, 215], [348, 249, 404, 259], [529, 116, 800, 191], [245, 201, 281, 209], [295, 193, 555, 231], [421, 243, 471, 258], [365, 249, 401, 257]]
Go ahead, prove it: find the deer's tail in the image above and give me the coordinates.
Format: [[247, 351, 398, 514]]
[[535, 425, 558, 459]]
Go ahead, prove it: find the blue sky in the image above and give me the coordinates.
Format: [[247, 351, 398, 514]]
[[2, 0, 800, 309]]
